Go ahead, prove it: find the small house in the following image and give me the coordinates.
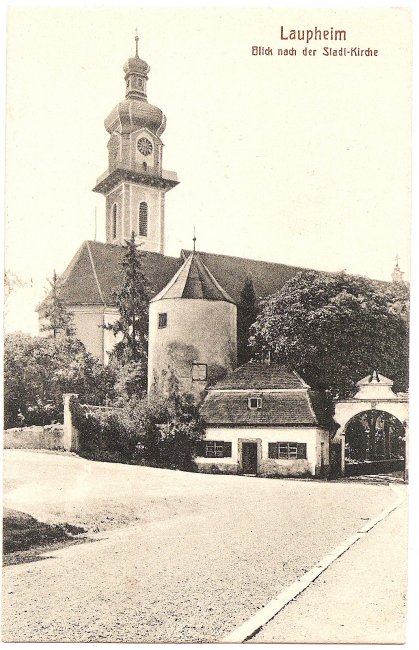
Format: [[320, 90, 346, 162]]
[[197, 362, 331, 478]]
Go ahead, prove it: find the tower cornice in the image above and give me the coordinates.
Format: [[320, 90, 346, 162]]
[[93, 165, 179, 194]]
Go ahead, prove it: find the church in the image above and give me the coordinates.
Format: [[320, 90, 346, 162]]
[[53, 35, 316, 364], [52, 37, 403, 478]]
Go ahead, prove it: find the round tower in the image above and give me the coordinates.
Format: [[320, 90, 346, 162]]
[[148, 252, 237, 400]]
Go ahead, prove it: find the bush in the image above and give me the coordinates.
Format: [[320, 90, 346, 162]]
[[70, 399, 136, 463], [70, 391, 205, 470]]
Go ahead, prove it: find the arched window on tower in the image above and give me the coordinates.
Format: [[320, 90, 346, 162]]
[[112, 204, 118, 239], [139, 202, 148, 237]]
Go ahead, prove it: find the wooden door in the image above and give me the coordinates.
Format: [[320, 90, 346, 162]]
[[242, 442, 258, 475]]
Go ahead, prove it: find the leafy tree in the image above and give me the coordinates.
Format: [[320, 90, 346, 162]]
[[112, 358, 149, 402], [4, 333, 116, 428], [250, 271, 409, 398], [106, 232, 151, 394], [38, 270, 75, 338], [237, 275, 258, 366]]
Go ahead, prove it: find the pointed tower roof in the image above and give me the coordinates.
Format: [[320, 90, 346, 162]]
[[150, 252, 235, 304]]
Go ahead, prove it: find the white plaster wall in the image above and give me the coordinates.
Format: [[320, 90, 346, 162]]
[[129, 183, 164, 252], [69, 305, 104, 360], [148, 299, 237, 395], [103, 308, 123, 364], [200, 426, 319, 475]]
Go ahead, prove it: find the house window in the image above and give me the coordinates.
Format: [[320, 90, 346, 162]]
[[192, 362, 207, 381], [112, 204, 118, 239], [197, 441, 232, 458], [268, 442, 307, 460], [248, 396, 262, 410], [158, 313, 167, 329], [139, 202, 148, 237]]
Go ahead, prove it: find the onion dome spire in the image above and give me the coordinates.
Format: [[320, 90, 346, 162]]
[[123, 29, 150, 101]]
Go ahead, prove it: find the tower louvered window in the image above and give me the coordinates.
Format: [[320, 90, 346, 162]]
[[112, 204, 118, 239], [139, 202, 148, 237]]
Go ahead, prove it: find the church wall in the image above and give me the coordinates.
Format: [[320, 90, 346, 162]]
[[148, 298, 237, 398], [103, 308, 122, 364], [69, 305, 105, 360], [196, 426, 324, 477]]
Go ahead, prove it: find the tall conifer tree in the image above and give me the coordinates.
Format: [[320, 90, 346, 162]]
[[237, 275, 258, 366], [107, 232, 151, 366], [38, 270, 75, 338]]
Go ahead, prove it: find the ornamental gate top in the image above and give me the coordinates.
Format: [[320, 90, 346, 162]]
[[352, 371, 401, 401]]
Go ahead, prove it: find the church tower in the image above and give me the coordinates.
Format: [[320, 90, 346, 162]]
[[93, 33, 179, 253]]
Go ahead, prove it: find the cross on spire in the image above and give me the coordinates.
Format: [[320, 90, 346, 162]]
[[193, 225, 197, 253], [135, 28, 139, 57], [395, 253, 400, 268]]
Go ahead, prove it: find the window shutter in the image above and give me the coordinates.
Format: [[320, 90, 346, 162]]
[[268, 442, 278, 459], [195, 441, 205, 457], [297, 443, 307, 459], [223, 441, 232, 458]]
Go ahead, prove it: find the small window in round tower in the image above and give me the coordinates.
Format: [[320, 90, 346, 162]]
[[112, 204, 118, 239], [139, 202, 148, 237]]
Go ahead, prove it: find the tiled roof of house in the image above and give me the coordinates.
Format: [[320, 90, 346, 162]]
[[213, 362, 307, 390], [52, 241, 309, 307], [200, 389, 329, 427], [151, 252, 235, 304], [200, 363, 331, 428]]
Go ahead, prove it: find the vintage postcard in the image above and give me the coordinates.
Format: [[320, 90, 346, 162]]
[[3, 5, 412, 644]]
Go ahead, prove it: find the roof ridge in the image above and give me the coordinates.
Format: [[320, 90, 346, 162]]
[[86, 241, 105, 305], [305, 389, 319, 425], [180, 248, 313, 272], [194, 254, 235, 304], [292, 370, 310, 388], [150, 254, 193, 302]]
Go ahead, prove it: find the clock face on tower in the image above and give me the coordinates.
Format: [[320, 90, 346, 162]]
[[137, 137, 153, 156]]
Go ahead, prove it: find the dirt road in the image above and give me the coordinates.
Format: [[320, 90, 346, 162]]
[[2, 451, 402, 642]]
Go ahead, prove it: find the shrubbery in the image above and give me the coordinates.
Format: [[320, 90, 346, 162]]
[[70, 389, 205, 470]]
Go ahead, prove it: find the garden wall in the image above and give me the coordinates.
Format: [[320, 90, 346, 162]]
[[3, 424, 64, 450]]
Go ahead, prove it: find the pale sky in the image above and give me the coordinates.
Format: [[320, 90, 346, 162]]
[[4, 6, 412, 333]]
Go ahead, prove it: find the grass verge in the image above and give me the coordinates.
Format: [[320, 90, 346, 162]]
[[3, 508, 86, 565]]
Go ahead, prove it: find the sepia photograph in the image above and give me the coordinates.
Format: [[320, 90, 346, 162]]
[[2, 4, 413, 644]]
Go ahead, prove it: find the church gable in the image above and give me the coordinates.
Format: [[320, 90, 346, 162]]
[[57, 240, 181, 307]]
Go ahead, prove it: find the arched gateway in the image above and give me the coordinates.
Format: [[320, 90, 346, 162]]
[[333, 372, 409, 477]]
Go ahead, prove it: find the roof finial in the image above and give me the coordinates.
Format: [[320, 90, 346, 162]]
[[135, 27, 139, 57], [391, 254, 404, 283], [193, 225, 197, 253]]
